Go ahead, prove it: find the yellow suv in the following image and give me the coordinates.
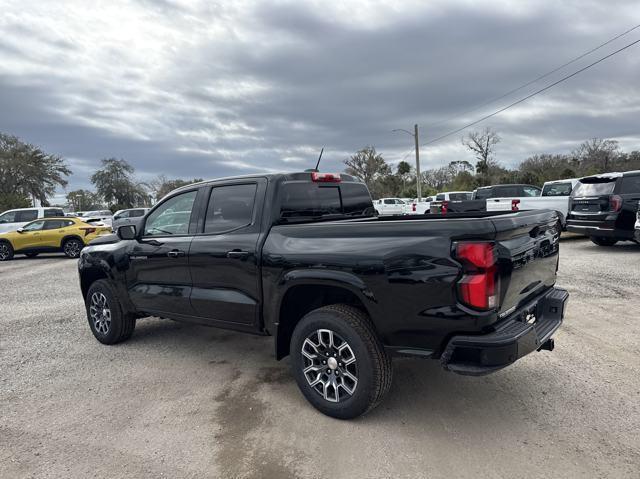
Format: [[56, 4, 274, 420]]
[[0, 217, 111, 261]]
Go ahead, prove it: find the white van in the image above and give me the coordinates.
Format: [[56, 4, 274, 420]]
[[0, 207, 65, 233]]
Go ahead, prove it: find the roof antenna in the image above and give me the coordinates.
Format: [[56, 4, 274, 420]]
[[314, 147, 324, 171]]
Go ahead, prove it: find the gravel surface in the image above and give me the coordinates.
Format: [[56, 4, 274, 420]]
[[1, 236, 639, 478]]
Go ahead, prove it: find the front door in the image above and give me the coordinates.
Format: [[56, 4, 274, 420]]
[[189, 180, 265, 327], [126, 189, 199, 316], [14, 220, 45, 251]]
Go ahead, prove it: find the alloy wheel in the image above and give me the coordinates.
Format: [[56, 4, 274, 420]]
[[0, 244, 9, 260], [89, 292, 111, 334], [65, 240, 82, 257], [301, 329, 358, 403]]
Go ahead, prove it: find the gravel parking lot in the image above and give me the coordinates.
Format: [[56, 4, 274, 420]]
[[1, 236, 639, 478]]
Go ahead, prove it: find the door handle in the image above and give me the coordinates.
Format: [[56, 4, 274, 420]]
[[226, 249, 250, 260], [167, 249, 185, 258]]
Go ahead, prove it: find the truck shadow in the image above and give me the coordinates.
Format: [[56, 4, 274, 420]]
[[128, 318, 557, 429]]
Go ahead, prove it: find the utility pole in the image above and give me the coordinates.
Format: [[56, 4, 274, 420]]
[[414, 124, 422, 202], [393, 125, 423, 201]]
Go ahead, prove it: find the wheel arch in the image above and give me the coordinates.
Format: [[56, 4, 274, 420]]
[[61, 234, 84, 247], [273, 274, 379, 360]]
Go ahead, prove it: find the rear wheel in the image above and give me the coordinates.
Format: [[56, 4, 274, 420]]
[[590, 236, 618, 247], [24, 252, 39, 258], [0, 242, 14, 261], [85, 279, 136, 344], [290, 304, 392, 419], [63, 238, 84, 258]]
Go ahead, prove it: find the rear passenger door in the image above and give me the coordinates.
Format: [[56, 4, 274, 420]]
[[189, 179, 266, 328], [40, 219, 68, 248]]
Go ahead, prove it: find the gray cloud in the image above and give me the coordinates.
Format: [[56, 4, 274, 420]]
[[1, 0, 639, 203]]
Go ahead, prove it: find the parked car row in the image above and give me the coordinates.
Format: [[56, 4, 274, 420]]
[[372, 171, 640, 248], [0, 206, 154, 261], [0, 217, 112, 261]]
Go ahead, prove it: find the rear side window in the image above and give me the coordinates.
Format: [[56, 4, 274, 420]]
[[204, 183, 257, 234], [542, 183, 573, 196], [522, 186, 541, 197], [383, 199, 394, 205], [620, 176, 640, 194], [43, 220, 65, 230], [572, 180, 616, 197], [436, 194, 445, 201], [130, 209, 145, 217], [16, 210, 38, 222]]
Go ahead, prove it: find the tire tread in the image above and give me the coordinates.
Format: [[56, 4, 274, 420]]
[[316, 304, 392, 415]]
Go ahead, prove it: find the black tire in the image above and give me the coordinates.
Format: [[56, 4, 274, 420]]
[[590, 236, 618, 247], [25, 252, 39, 258], [63, 238, 84, 258], [290, 304, 392, 419], [85, 279, 136, 344], [0, 241, 14, 261]]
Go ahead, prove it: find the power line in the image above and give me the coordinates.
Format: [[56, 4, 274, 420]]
[[423, 37, 640, 146], [424, 23, 640, 130]]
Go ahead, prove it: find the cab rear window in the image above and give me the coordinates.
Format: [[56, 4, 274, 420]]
[[280, 182, 373, 219]]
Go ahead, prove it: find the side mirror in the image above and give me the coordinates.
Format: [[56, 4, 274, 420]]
[[117, 224, 137, 240], [17, 228, 25, 233]]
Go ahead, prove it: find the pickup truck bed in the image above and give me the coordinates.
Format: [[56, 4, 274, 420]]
[[78, 172, 568, 418]]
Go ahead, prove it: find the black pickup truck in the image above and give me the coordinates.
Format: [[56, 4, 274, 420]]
[[78, 171, 568, 419]]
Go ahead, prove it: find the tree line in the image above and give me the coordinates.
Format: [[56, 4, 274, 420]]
[[2, 129, 640, 212], [344, 128, 640, 198], [0, 132, 201, 212]]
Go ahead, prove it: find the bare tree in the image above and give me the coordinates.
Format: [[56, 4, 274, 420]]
[[343, 146, 391, 192], [462, 127, 501, 184], [572, 138, 619, 174]]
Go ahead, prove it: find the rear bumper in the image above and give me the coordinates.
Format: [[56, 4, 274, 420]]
[[566, 216, 634, 239], [440, 287, 569, 376]]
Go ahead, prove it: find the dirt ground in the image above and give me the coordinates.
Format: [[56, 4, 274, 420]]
[[1, 236, 639, 478]]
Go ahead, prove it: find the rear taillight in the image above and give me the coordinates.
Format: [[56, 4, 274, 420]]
[[80, 227, 96, 236], [511, 199, 520, 211], [609, 195, 622, 212], [455, 242, 499, 310], [441, 201, 449, 214], [412, 203, 416, 212], [311, 172, 341, 183]]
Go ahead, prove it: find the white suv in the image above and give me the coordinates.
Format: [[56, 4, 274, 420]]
[[0, 207, 65, 233]]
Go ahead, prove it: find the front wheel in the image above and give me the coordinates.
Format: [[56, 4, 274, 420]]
[[63, 238, 84, 258], [290, 304, 392, 419], [85, 280, 136, 344], [590, 236, 618, 247]]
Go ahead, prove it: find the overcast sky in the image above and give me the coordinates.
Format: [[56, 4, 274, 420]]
[[1, 0, 639, 203]]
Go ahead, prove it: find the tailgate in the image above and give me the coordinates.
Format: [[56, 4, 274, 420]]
[[490, 210, 560, 315], [570, 195, 611, 220], [486, 198, 514, 212]]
